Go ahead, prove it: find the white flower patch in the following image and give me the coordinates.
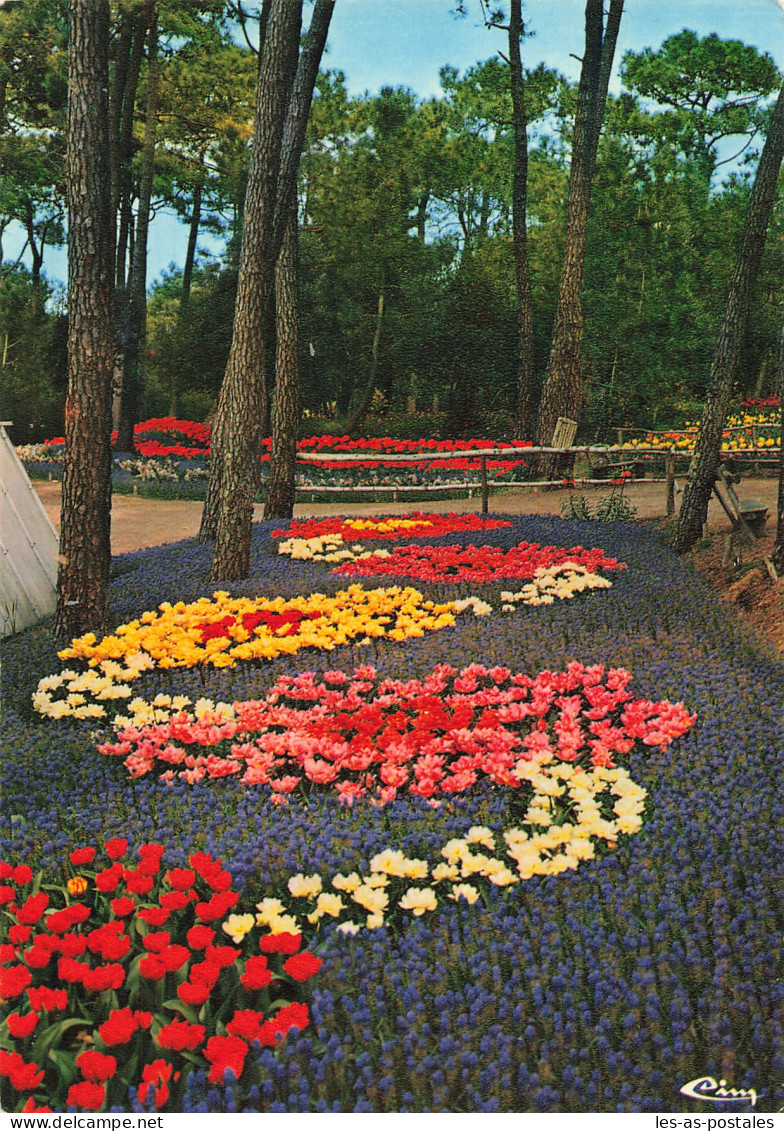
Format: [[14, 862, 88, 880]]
[[500, 562, 613, 609], [277, 533, 392, 564], [452, 596, 493, 617]]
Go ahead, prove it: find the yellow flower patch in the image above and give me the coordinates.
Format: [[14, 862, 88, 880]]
[[35, 586, 461, 722], [271, 760, 648, 935]]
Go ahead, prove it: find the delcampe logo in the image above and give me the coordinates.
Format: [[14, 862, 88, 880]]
[[679, 1076, 758, 1106]]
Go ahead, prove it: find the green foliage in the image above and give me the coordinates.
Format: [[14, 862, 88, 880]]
[[560, 487, 638, 523], [0, 266, 66, 443], [142, 260, 237, 421], [579, 31, 784, 437], [620, 30, 781, 189], [4, 11, 784, 446]]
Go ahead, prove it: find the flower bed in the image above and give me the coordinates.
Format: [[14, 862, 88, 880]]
[[278, 774, 648, 932], [333, 540, 625, 585], [627, 410, 780, 452], [272, 513, 512, 545], [3, 511, 784, 1112], [17, 421, 532, 493], [0, 840, 321, 1112], [97, 661, 694, 804], [33, 586, 462, 721]]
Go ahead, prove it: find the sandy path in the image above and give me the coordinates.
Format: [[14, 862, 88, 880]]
[[32, 478, 781, 557]]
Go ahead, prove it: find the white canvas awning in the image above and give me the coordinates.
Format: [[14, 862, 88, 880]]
[[0, 423, 59, 637]]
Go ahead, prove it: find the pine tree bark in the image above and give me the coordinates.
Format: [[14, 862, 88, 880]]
[[509, 0, 534, 441], [202, 0, 334, 579], [264, 206, 301, 518], [673, 80, 784, 554], [272, 0, 335, 245], [204, 0, 303, 579], [56, 0, 115, 638], [117, 9, 159, 453], [535, 0, 623, 474]]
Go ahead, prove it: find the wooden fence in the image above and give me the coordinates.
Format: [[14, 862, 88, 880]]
[[293, 442, 781, 515]]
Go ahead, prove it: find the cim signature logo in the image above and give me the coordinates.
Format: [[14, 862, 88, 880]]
[[679, 1076, 758, 1107]]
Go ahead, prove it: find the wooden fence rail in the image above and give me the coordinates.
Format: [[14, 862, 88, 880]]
[[292, 443, 781, 515]]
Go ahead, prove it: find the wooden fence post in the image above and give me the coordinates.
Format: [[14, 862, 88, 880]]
[[666, 449, 676, 516], [480, 454, 488, 515]]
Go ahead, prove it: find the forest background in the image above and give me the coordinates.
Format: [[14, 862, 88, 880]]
[[2, 0, 784, 448]]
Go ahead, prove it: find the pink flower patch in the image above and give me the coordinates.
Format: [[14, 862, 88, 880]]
[[101, 662, 695, 805]]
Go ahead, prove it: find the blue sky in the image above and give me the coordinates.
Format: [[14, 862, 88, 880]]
[[10, 0, 784, 289], [326, 0, 784, 94]]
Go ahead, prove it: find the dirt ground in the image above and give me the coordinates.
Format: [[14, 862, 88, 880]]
[[33, 477, 784, 656]]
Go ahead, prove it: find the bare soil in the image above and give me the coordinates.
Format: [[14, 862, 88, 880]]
[[33, 477, 784, 657], [687, 525, 784, 657]]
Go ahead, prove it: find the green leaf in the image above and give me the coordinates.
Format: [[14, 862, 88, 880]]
[[31, 1017, 93, 1064], [161, 998, 196, 1021], [47, 1046, 78, 1091], [176, 1049, 205, 1070]]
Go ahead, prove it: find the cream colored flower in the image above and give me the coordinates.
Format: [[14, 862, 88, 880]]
[[222, 913, 255, 943], [314, 892, 345, 918], [361, 872, 390, 889], [430, 862, 460, 883], [486, 866, 519, 887], [369, 849, 409, 875], [351, 884, 389, 914], [267, 913, 300, 935], [287, 873, 323, 899], [449, 884, 480, 904], [441, 838, 470, 863], [255, 897, 286, 926], [369, 849, 429, 879], [465, 826, 495, 849], [525, 806, 553, 827], [398, 887, 437, 916], [332, 872, 362, 893], [335, 921, 361, 936]]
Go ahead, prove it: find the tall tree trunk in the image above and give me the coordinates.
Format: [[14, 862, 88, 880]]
[[346, 282, 385, 437], [416, 192, 429, 242], [56, 0, 115, 638], [108, 10, 134, 215], [114, 6, 148, 290], [272, 0, 336, 244], [264, 205, 301, 518], [23, 199, 45, 316], [535, 0, 624, 474], [202, 0, 335, 578], [203, 0, 303, 578], [169, 169, 204, 416], [509, 0, 534, 441], [181, 172, 203, 314], [773, 319, 784, 575], [672, 80, 784, 554], [111, 6, 148, 434], [117, 10, 159, 453]]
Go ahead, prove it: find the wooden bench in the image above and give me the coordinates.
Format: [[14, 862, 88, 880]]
[[713, 464, 768, 539]]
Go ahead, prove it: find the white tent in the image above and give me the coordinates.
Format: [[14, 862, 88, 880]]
[[0, 423, 59, 637]]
